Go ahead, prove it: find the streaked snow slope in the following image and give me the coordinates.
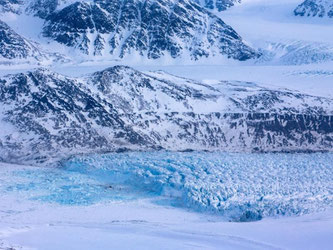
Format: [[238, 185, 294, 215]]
[[0, 153, 333, 249], [1, 66, 333, 165]]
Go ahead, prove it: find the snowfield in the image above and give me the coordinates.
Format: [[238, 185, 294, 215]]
[[0, 153, 333, 249]]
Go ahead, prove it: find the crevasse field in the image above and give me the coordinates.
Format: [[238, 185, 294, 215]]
[[1, 153, 333, 249], [7, 152, 333, 220]]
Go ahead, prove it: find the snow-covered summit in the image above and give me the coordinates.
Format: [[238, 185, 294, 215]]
[[295, 0, 333, 18], [41, 0, 257, 60]]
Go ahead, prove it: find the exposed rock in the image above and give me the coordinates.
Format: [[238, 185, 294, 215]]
[[42, 0, 257, 60], [295, 0, 333, 18]]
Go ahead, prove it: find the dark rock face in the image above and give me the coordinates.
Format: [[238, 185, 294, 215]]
[[0, 0, 23, 13], [42, 0, 257, 60], [0, 66, 333, 164], [124, 112, 333, 152], [194, 0, 241, 12], [26, 0, 60, 18], [0, 68, 151, 163], [0, 20, 42, 59], [295, 0, 333, 18]]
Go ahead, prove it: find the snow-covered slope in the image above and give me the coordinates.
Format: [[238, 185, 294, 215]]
[[0, 19, 43, 60], [0, 19, 70, 66], [295, 0, 333, 18], [41, 0, 257, 60], [2, 0, 242, 17], [26, 0, 79, 18], [3, 0, 332, 65], [0, 66, 333, 164], [219, 0, 333, 67], [0, 67, 150, 163], [89, 66, 333, 115]]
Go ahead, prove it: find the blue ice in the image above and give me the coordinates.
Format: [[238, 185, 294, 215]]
[[3, 152, 333, 221]]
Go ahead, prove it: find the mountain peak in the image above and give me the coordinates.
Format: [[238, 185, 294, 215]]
[[42, 0, 258, 60], [295, 0, 333, 18]]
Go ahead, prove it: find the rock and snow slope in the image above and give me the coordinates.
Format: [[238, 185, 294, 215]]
[[295, 0, 333, 18], [0, 20, 45, 61], [0, 0, 22, 14], [26, 0, 80, 18], [0, 0, 257, 61], [42, 0, 257, 60], [0, 66, 332, 164], [0, 18, 70, 65], [2, 0, 333, 65]]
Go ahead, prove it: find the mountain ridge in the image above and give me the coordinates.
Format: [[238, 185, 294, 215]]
[[0, 66, 332, 164], [41, 0, 257, 60]]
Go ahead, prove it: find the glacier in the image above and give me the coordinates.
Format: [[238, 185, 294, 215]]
[[2, 152, 332, 222], [0, 154, 333, 249], [59, 152, 333, 221]]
